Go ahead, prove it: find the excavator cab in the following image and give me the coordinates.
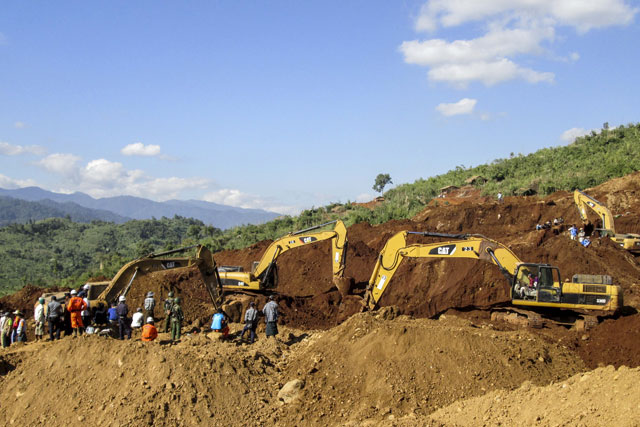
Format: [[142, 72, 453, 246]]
[[512, 263, 561, 303]]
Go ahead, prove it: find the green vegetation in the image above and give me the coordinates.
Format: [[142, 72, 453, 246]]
[[373, 173, 393, 194], [1, 123, 639, 296]]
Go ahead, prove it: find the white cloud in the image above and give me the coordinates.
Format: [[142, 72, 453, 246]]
[[560, 127, 592, 143], [121, 142, 162, 157], [36, 153, 81, 176], [436, 98, 477, 116], [203, 189, 291, 214], [404, 0, 637, 87], [0, 141, 46, 156], [416, 0, 636, 33], [0, 173, 37, 189], [14, 121, 26, 129]]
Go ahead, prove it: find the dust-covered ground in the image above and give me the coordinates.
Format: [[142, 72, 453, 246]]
[[2, 173, 640, 425]]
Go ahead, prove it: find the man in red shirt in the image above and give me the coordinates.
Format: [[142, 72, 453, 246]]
[[141, 317, 158, 342], [67, 289, 87, 337]]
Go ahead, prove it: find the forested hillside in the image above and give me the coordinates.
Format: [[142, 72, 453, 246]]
[[0, 196, 130, 225], [1, 123, 638, 295]]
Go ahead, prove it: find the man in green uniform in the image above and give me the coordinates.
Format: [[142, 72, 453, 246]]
[[163, 292, 174, 333], [170, 297, 184, 342]]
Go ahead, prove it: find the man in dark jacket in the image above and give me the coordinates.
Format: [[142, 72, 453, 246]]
[[47, 296, 64, 341], [116, 295, 131, 340], [262, 295, 279, 338]]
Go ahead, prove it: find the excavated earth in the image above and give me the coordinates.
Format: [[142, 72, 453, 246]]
[[2, 172, 640, 425]]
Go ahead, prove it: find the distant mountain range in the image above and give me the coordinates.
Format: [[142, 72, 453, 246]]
[[0, 187, 280, 229]]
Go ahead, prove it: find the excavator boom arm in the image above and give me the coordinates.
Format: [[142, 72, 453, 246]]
[[574, 190, 616, 232], [253, 219, 348, 281], [367, 232, 522, 308]]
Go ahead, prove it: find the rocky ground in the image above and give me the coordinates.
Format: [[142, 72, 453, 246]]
[[2, 172, 640, 425]]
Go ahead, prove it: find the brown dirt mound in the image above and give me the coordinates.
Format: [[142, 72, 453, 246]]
[[425, 365, 640, 427], [0, 284, 69, 318], [577, 313, 640, 369], [0, 313, 587, 426], [269, 312, 585, 425]]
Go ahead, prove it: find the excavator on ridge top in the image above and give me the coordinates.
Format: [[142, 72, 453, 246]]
[[366, 231, 622, 329], [218, 219, 351, 295], [574, 189, 640, 253]]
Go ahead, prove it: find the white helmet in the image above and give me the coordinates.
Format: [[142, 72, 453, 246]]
[[146, 317, 154, 323], [70, 289, 78, 295], [83, 284, 90, 290], [118, 296, 126, 302]]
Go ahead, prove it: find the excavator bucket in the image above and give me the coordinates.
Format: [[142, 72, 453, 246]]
[[333, 276, 354, 297]]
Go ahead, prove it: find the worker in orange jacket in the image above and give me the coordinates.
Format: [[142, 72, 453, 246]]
[[141, 317, 158, 342], [67, 289, 87, 337]]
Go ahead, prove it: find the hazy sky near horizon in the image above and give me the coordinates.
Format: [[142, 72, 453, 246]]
[[1, 1, 638, 214]]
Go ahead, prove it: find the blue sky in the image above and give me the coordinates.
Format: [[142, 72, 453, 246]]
[[1, 1, 638, 215]]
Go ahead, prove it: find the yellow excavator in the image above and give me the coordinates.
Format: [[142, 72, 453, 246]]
[[219, 219, 349, 293], [366, 231, 622, 328], [574, 189, 640, 253], [90, 244, 223, 310]]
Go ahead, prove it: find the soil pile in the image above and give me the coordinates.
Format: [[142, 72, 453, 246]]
[[426, 365, 640, 427], [0, 284, 69, 318], [0, 313, 586, 426], [269, 312, 585, 425]]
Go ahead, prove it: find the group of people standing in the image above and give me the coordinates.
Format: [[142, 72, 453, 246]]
[[2, 288, 281, 347]]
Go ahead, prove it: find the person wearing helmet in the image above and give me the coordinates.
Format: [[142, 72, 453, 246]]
[[131, 308, 144, 332], [67, 289, 87, 337], [141, 317, 158, 342], [34, 297, 46, 341], [169, 296, 184, 342], [115, 295, 131, 340], [143, 291, 156, 324], [12, 310, 26, 343], [163, 291, 175, 333]]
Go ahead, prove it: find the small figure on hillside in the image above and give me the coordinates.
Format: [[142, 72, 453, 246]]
[[141, 317, 158, 342], [578, 228, 586, 243], [163, 292, 175, 333], [12, 311, 26, 343], [239, 302, 259, 344], [116, 295, 132, 340], [569, 225, 578, 240], [582, 237, 591, 248], [67, 289, 87, 337], [1, 312, 13, 347], [535, 224, 542, 230], [262, 295, 279, 339], [497, 192, 504, 203], [131, 308, 144, 332], [34, 297, 46, 341], [47, 295, 64, 341], [211, 308, 230, 339], [170, 297, 184, 342], [63, 292, 73, 337], [144, 291, 156, 323]]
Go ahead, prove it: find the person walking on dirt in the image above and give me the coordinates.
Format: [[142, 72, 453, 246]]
[[569, 225, 578, 240], [143, 292, 156, 323], [163, 292, 175, 333], [141, 317, 158, 342], [170, 297, 184, 342], [497, 192, 504, 204], [211, 308, 230, 339], [63, 292, 73, 337], [47, 295, 63, 341], [34, 297, 46, 341], [239, 302, 258, 343], [116, 296, 132, 340], [1, 312, 12, 347], [67, 289, 87, 337], [262, 295, 279, 338]]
